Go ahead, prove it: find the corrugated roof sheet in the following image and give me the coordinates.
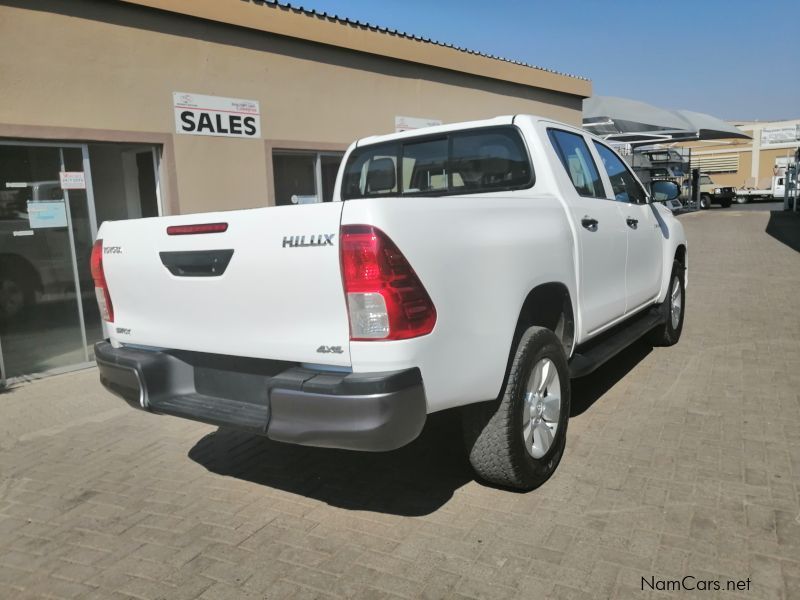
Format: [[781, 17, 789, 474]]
[[255, 0, 589, 81]]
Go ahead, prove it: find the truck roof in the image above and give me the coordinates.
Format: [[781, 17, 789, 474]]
[[354, 114, 570, 147]]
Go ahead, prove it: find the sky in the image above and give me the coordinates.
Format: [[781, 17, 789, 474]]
[[292, 0, 799, 122]]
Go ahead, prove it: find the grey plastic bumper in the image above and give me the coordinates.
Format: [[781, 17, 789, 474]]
[[94, 341, 426, 452]]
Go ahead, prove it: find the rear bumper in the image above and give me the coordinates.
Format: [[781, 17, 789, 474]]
[[95, 341, 426, 452]]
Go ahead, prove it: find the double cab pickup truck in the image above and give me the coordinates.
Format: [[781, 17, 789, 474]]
[[93, 115, 687, 490]]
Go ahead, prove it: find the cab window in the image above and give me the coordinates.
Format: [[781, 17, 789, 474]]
[[341, 126, 533, 199], [593, 142, 647, 204], [547, 129, 604, 198]]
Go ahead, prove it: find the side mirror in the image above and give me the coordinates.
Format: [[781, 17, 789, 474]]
[[650, 180, 680, 202]]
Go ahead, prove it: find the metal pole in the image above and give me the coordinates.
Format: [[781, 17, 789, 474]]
[[0, 327, 6, 386], [59, 148, 90, 363], [688, 147, 692, 210]]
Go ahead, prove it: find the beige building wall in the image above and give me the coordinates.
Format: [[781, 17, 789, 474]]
[[0, 1, 588, 215], [707, 151, 751, 188], [676, 119, 799, 189]]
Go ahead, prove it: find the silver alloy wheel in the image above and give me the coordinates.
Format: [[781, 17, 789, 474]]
[[670, 275, 682, 329], [522, 357, 561, 459], [0, 279, 25, 319]]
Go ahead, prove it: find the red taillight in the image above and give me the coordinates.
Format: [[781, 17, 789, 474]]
[[90, 239, 114, 322], [340, 225, 436, 341], [167, 223, 228, 235]]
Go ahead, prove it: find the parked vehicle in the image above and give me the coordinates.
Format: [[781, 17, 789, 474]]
[[681, 175, 735, 208], [93, 115, 687, 490], [735, 175, 788, 204]]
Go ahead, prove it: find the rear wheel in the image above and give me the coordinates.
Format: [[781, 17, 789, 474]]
[[736, 195, 749, 204], [462, 326, 570, 490], [700, 194, 711, 209], [0, 260, 36, 321], [0, 278, 26, 320]]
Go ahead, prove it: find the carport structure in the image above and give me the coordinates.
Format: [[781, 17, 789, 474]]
[[584, 96, 752, 208], [583, 96, 750, 145]]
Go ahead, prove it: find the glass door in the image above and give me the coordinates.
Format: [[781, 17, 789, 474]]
[[0, 144, 94, 381]]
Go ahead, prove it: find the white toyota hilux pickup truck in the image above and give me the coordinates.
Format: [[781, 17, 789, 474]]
[[93, 115, 687, 490]]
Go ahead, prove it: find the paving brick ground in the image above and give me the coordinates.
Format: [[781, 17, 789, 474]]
[[1, 206, 798, 600]]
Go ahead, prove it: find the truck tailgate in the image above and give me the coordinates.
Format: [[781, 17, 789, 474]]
[[98, 203, 350, 366]]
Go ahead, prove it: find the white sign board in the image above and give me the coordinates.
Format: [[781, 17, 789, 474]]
[[59, 171, 86, 190], [27, 200, 67, 228], [395, 116, 443, 133], [173, 92, 261, 138], [760, 125, 800, 145]]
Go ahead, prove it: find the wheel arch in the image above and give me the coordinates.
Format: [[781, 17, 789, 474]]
[[675, 243, 687, 290], [675, 244, 686, 268], [493, 281, 575, 411], [515, 282, 576, 356], [0, 253, 43, 296]]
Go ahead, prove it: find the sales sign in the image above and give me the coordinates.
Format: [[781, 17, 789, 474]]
[[173, 92, 261, 138]]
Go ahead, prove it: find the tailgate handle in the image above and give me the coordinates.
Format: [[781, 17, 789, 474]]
[[159, 249, 234, 277]]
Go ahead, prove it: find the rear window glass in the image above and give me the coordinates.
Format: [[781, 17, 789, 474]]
[[547, 129, 604, 198], [341, 126, 533, 199]]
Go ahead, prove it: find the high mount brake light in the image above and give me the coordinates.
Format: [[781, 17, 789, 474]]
[[90, 239, 114, 322], [167, 223, 228, 235], [340, 225, 436, 341]]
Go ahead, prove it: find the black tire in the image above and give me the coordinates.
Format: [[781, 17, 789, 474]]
[[0, 265, 35, 321], [462, 326, 570, 491], [736, 195, 749, 205], [720, 199, 732, 208], [700, 194, 711, 209], [647, 260, 685, 347]]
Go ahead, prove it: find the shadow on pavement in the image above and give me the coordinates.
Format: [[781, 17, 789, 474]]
[[570, 339, 652, 417], [189, 338, 654, 512], [188, 408, 473, 516], [766, 210, 800, 253]]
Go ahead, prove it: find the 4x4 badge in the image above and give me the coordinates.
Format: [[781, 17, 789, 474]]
[[316, 345, 344, 354]]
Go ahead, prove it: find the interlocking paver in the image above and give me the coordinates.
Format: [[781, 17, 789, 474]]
[[0, 206, 799, 599]]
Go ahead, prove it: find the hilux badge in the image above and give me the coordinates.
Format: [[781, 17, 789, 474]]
[[283, 234, 335, 248]]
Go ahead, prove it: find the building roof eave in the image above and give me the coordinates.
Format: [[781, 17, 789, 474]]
[[117, 0, 592, 98]]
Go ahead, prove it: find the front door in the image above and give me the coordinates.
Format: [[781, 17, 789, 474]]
[[592, 142, 663, 312]]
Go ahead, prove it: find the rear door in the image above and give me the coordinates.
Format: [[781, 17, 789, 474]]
[[98, 202, 351, 366], [592, 141, 663, 313], [546, 128, 628, 337]]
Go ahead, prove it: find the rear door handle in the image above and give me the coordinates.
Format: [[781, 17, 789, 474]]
[[626, 217, 639, 229], [581, 216, 598, 232], [159, 249, 234, 277]]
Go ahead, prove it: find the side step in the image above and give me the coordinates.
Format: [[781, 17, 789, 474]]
[[149, 393, 270, 433], [568, 307, 664, 378]]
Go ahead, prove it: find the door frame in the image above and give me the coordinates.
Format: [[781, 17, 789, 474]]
[[0, 140, 98, 387], [0, 139, 160, 387]]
